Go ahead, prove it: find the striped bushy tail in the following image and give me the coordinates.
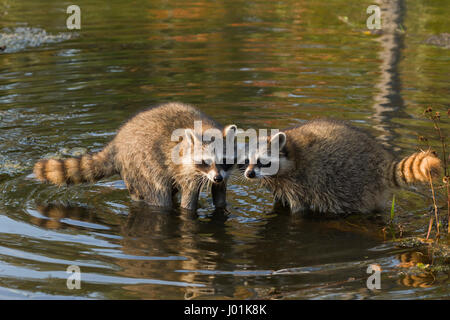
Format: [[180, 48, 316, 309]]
[[33, 145, 117, 185], [389, 150, 442, 188]]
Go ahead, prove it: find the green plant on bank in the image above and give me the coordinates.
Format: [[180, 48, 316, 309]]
[[390, 194, 396, 222], [384, 195, 402, 240]]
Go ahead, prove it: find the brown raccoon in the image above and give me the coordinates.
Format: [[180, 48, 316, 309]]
[[34, 102, 237, 211], [241, 119, 442, 215]]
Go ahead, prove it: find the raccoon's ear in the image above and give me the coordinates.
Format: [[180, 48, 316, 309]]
[[270, 132, 287, 151], [184, 128, 201, 146], [223, 124, 238, 139]]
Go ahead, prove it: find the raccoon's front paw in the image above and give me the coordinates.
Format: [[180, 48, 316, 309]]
[[211, 183, 227, 209], [213, 201, 227, 209]]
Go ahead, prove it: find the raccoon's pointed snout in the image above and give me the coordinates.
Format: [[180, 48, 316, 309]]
[[245, 169, 256, 179], [206, 169, 224, 183]]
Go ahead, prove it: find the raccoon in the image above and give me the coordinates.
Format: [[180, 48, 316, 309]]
[[241, 119, 442, 215], [34, 102, 237, 211]]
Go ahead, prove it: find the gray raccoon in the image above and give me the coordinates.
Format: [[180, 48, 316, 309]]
[[241, 119, 441, 215], [34, 102, 237, 211]]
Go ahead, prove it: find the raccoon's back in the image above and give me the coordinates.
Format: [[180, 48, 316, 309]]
[[285, 120, 391, 192], [116, 102, 220, 142], [285, 119, 389, 161], [112, 102, 220, 171]]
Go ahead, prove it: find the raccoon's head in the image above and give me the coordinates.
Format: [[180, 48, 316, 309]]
[[239, 131, 291, 180], [183, 124, 237, 184]]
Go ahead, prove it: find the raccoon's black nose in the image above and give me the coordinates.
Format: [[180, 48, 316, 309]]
[[246, 170, 255, 178], [213, 175, 223, 183]]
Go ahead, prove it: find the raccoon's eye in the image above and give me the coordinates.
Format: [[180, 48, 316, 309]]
[[238, 158, 249, 169], [257, 159, 272, 168], [262, 161, 272, 168], [200, 160, 209, 167]]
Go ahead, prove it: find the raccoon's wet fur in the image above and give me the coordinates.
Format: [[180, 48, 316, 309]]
[[34, 102, 237, 211], [242, 119, 442, 215]]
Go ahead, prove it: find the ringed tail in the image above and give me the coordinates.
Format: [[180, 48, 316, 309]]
[[389, 150, 442, 188], [33, 145, 116, 185]]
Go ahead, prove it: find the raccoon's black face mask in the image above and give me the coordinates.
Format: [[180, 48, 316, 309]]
[[194, 154, 237, 184], [183, 124, 238, 183], [238, 132, 287, 179]]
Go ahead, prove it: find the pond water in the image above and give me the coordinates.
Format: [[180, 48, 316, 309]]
[[0, 0, 449, 299]]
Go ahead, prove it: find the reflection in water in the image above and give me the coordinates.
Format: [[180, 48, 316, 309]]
[[30, 202, 393, 299], [31, 203, 98, 230], [396, 251, 435, 288], [119, 204, 233, 299], [372, 0, 406, 146], [31, 202, 239, 298]]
